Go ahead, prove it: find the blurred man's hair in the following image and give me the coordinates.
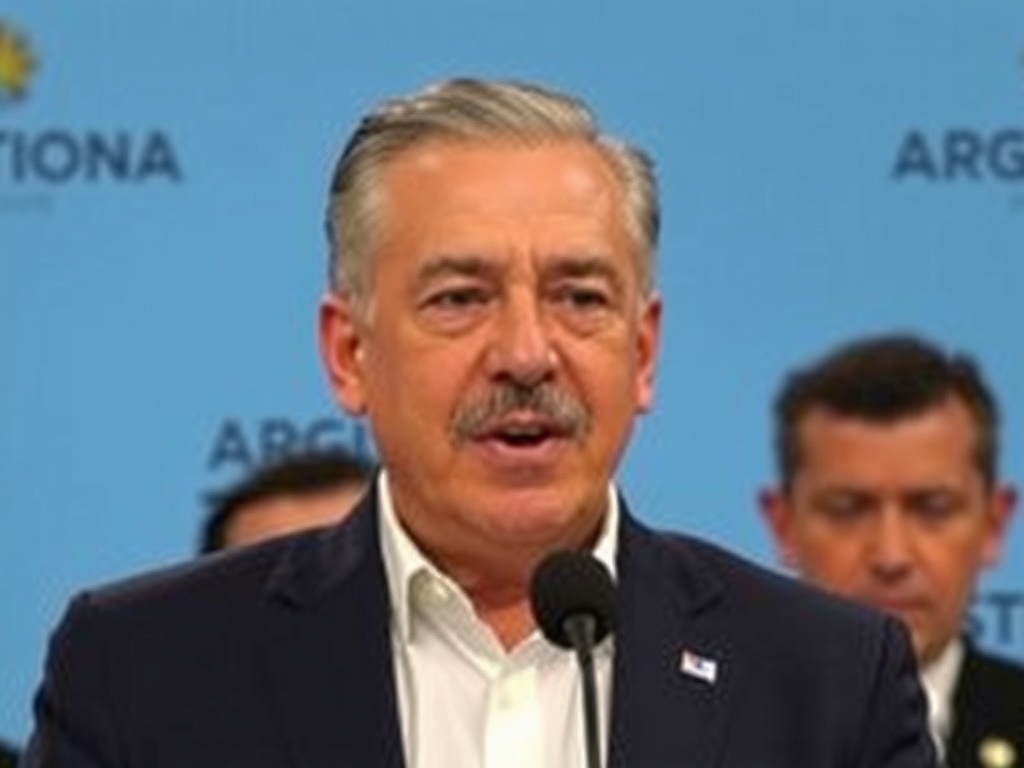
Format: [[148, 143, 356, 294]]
[[199, 448, 374, 553], [773, 333, 999, 491]]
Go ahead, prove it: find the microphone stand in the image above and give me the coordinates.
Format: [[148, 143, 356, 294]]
[[563, 614, 601, 768]]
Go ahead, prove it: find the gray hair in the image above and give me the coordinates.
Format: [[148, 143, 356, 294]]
[[325, 77, 659, 314]]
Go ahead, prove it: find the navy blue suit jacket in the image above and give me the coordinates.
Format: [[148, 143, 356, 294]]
[[946, 644, 1024, 768], [26, 489, 936, 767]]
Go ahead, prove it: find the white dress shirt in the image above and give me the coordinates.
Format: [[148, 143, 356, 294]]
[[920, 637, 965, 765], [377, 472, 618, 768]]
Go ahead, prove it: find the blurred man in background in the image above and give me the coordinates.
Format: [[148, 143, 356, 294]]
[[200, 447, 374, 552], [761, 333, 1024, 768], [0, 738, 19, 768]]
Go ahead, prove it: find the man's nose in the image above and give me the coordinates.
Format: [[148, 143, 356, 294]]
[[485, 293, 558, 387], [868, 509, 915, 582]]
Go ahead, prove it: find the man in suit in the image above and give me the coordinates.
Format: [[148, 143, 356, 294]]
[[24, 77, 936, 767], [761, 334, 1024, 768], [198, 447, 374, 552]]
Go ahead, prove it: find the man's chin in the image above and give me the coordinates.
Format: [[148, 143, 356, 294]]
[[912, 632, 956, 669], [886, 617, 944, 667]]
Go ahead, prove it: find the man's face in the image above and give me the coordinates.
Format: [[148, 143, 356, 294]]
[[761, 398, 1014, 665], [222, 485, 366, 549], [320, 140, 660, 575]]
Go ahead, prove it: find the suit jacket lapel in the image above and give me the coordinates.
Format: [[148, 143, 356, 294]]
[[260, 489, 406, 768], [609, 510, 740, 768], [946, 644, 979, 768], [946, 643, 1024, 768]]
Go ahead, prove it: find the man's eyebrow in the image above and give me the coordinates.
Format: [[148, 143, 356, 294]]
[[812, 486, 875, 499], [902, 486, 963, 500], [415, 255, 495, 283], [544, 254, 621, 283], [413, 253, 624, 287]]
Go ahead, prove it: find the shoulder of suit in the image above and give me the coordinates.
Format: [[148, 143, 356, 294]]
[[74, 525, 326, 617], [961, 644, 1024, 692]]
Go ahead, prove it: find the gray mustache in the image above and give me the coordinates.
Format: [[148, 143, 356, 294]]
[[451, 382, 591, 442]]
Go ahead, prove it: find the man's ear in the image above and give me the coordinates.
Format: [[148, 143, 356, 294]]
[[319, 292, 369, 416], [634, 294, 662, 414], [981, 483, 1017, 568], [758, 488, 800, 570]]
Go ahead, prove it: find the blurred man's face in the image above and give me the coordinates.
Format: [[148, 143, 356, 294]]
[[761, 398, 1014, 666], [222, 485, 364, 549]]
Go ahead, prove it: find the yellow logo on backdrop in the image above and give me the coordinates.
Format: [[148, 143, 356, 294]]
[[0, 20, 35, 103]]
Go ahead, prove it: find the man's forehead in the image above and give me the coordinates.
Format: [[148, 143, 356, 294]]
[[797, 402, 976, 439]]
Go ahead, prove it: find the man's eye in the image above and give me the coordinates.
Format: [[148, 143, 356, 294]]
[[423, 287, 489, 309], [556, 286, 611, 310], [816, 496, 872, 522], [907, 493, 961, 522]]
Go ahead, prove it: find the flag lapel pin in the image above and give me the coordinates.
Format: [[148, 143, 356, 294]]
[[679, 648, 718, 685]]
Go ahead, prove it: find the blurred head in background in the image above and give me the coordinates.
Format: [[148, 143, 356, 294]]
[[200, 447, 374, 552], [760, 333, 1015, 666]]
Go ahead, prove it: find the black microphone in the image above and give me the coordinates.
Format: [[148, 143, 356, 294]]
[[530, 550, 616, 768]]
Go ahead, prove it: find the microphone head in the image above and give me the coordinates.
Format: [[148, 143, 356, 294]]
[[530, 550, 617, 649]]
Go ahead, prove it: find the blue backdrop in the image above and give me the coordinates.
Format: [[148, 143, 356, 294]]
[[2, 0, 1022, 744]]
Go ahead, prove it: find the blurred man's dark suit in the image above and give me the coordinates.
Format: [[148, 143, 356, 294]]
[[0, 740, 19, 768], [946, 645, 1024, 768], [25, 487, 936, 768]]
